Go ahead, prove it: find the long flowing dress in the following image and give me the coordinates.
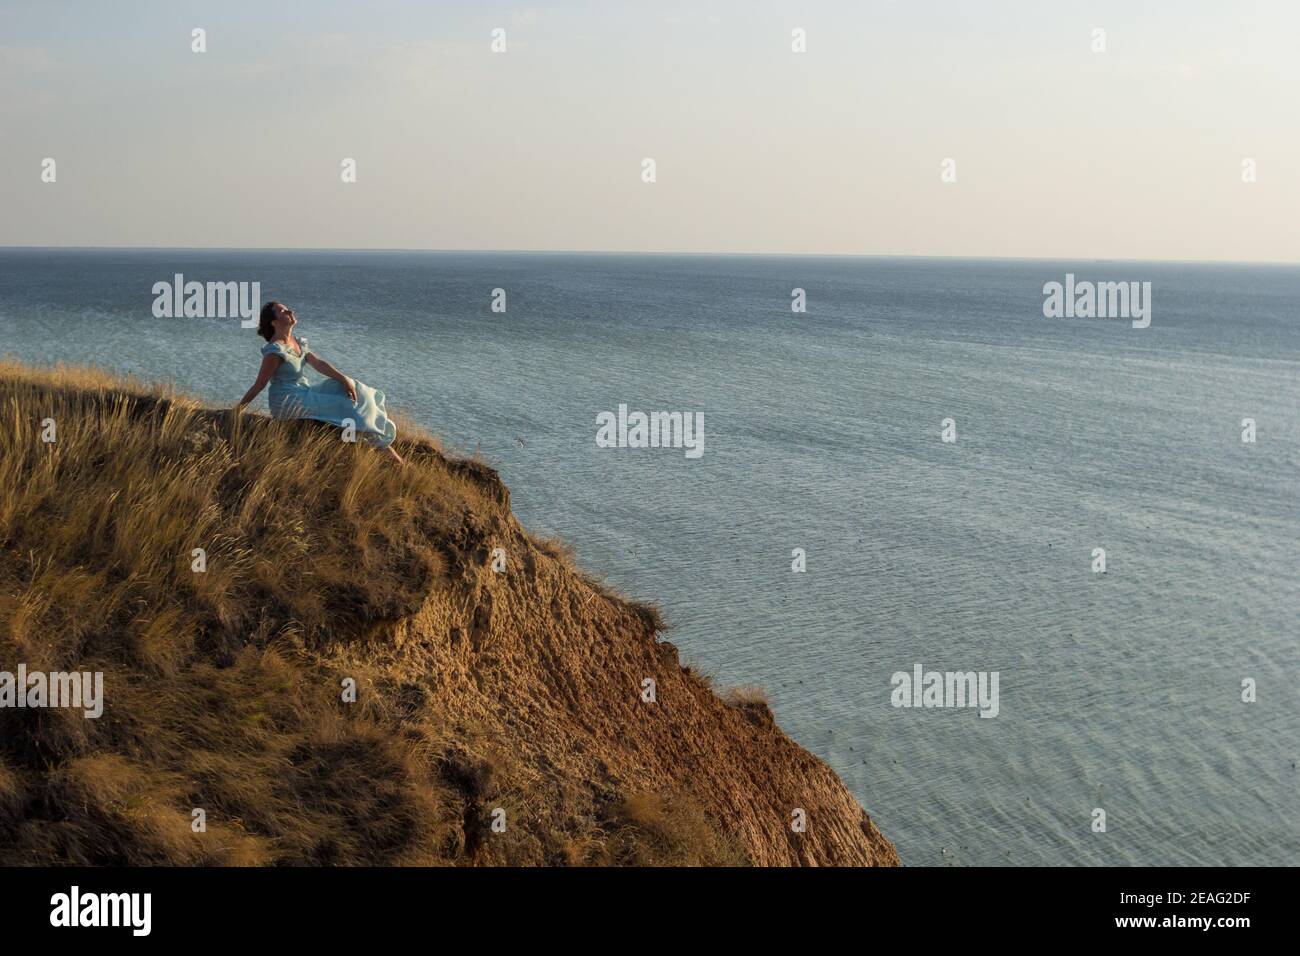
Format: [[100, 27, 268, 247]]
[[261, 334, 397, 447]]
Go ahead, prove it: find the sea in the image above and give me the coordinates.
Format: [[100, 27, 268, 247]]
[[1, 247, 1296, 866]]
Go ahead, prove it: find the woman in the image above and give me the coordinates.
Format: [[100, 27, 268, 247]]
[[238, 302, 403, 463]]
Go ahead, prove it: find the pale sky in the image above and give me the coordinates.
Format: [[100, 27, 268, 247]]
[[2, 0, 1297, 261]]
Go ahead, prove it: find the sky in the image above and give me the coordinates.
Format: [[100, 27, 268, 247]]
[[1, 0, 1297, 261]]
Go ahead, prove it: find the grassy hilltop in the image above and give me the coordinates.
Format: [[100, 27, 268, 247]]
[[0, 360, 897, 866]]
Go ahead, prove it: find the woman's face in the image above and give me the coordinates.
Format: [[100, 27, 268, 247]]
[[272, 303, 297, 333]]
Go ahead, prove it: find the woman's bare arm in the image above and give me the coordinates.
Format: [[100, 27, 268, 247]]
[[238, 354, 282, 409], [305, 352, 358, 402]]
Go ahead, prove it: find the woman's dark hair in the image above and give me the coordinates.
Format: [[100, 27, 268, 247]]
[[257, 301, 282, 341]]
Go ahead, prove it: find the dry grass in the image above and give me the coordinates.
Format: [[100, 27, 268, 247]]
[[592, 792, 748, 866], [722, 685, 770, 708], [0, 358, 480, 659], [0, 360, 501, 865]]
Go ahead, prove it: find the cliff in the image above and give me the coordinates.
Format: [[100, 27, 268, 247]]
[[0, 360, 897, 866]]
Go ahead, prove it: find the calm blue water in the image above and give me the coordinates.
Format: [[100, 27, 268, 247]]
[[1, 248, 1296, 866]]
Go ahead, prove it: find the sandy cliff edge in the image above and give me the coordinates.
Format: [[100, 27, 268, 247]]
[[0, 361, 898, 866]]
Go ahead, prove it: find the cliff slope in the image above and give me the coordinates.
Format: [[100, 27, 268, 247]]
[[0, 361, 897, 866]]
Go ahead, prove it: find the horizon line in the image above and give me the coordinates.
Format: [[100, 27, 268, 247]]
[[1, 244, 1298, 268]]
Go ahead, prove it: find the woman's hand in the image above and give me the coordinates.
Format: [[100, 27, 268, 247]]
[[305, 353, 358, 403]]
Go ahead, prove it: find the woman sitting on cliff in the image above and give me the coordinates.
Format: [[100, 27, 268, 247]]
[[237, 301, 403, 463]]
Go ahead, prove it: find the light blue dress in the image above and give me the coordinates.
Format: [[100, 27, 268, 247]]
[[261, 333, 397, 447]]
